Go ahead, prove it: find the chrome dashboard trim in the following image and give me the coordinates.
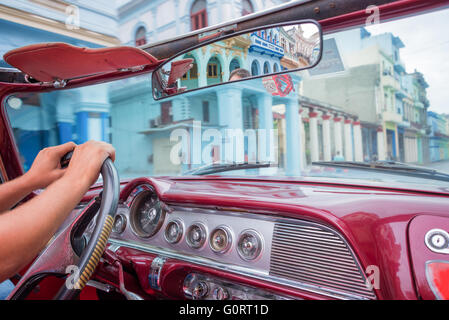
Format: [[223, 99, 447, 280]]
[[149, 256, 166, 291], [107, 239, 368, 300]]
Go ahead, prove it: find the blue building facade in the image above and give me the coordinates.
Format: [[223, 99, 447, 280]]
[[1, 0, 119, 169], [428, 111, 449, 162]]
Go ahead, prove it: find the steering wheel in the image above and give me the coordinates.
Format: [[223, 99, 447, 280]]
[[7, 156, 120, 300]]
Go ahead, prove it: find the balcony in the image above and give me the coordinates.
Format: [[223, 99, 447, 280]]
[[249, 34, 284, 58], [382, 111, 403, 124], [382, 74, 399, 91]]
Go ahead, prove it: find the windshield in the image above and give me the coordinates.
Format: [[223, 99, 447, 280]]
[[5, 7, 449, 189]]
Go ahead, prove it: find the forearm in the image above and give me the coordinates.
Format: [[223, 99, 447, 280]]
[[0, 175, 89, 282], [0, 174, 37, 213]]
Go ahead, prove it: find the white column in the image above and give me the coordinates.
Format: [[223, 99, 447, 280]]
[[353, 121, 363, 162], [334, 117, 343, 159], [322, 114, 332, 161], [309, 111, 319, 162], [257, 95, 274, 162], [377, 127, 386, 161], [217, 87, 243, 163], [258, 95, 277, 175], [285, 99, 301, 175], [344, 119, 353, 161], [300, 109, 306, 169]]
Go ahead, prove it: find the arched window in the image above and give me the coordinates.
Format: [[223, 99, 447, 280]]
[[207, 56, 222, 85], [242, 0, 254, 16], [251, 60, 259, 76], [263, 61, 270, 74], [181, 54, 199, 90], [191, 0, 207, 31], [273, 63, 279, 73], [229, 58, 240, 72], [135, 26, 146, 46]]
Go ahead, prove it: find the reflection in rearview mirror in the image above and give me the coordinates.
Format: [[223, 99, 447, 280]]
[[152, 21, 322, 99]]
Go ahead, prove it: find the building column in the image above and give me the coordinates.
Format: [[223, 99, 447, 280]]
[[75, 111, 88, 144], [285, 99, 301, 175], [353, 121, 363, 162], [322, 114, 332, 161], [334, 117, 343, 159], [344, 119, 353, 161], [217, 87, 243, 163], [309, 111, 319, 162], [257, 95, 275, 163], [300, 109, 306, 169], [377, 126, 386, 161], [100, 112, 109, 142], [54, 91, 75, 143]]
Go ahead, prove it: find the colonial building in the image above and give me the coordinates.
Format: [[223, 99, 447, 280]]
[[117, 0, 286, 47], [300, 27, 431, 164], [1, 0, 119, 170]]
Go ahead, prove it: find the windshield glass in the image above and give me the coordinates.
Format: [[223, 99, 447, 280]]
[[5, 7, 449, 189]]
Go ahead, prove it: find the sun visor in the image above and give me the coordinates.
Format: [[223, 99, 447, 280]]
[[3, 43, 159, 83]]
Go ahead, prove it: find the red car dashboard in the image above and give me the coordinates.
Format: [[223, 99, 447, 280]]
[[76, 177, 449, 300]]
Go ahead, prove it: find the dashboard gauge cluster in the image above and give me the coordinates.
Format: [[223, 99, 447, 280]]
[[109, 186, 272, 274]]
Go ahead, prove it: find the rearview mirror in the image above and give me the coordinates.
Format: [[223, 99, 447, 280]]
[[152, 20, 322, 100]]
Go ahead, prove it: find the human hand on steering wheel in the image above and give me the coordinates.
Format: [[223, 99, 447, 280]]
[[6, 141, 119, 300]]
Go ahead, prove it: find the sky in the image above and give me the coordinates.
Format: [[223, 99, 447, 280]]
[[366, 7, 449, 114]]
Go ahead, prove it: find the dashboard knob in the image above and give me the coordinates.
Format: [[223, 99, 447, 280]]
[[192, 281, 209, 299], [212, 286, 229, 300]]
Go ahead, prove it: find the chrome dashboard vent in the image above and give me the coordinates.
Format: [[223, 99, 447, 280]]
[[270, 221, 376, 300]]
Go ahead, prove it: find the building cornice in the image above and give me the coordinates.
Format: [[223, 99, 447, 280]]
[[0, 4, 120, 47]]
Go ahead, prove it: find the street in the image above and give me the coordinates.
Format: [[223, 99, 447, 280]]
[[427, 160, 449, 174]]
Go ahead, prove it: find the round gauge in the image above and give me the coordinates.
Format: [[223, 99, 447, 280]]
[[237, 230, 263, 261], [164, 219, 184, 244], [130, 190, 165, 238], [186, 223, 207, 249], [112, 214, 127, 234], [209, 226, 232, 253]]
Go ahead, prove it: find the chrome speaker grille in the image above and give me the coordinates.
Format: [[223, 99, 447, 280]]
[[269, 221, 376, 300]]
